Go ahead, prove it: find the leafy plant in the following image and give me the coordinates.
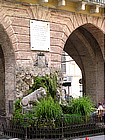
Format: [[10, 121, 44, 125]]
[[69, 96, 95, 117], [28, 72, 58, 99], [13, 99, 37, 127], [14, 99, 22, 112], [34, 96, 62, 120], [13, 111, 36, 127], [60, 104, 73, 114], [63, 114, 84, 125]]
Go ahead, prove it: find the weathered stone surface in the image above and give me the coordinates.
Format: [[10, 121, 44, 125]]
[[15, 66, 51, 98]]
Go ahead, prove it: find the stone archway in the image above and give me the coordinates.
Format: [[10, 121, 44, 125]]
[[0, 24, 16, 116], [64, 23, 105, 104]]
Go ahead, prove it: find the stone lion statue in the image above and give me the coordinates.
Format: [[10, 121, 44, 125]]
[[21, 87, 47, 107]]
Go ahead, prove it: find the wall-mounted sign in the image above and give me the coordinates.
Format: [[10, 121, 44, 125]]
[[30, 20, 50, 51], [62, 82, 71, 87]]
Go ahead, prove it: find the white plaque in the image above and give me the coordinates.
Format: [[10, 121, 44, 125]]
[[30, 20, 50, 51]]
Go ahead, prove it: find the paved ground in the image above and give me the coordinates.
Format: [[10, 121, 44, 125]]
[[0, 135, 105, 140], [73, 135, 105, 140]]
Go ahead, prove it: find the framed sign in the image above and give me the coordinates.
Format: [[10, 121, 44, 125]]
[[30, 20, 50, 51]]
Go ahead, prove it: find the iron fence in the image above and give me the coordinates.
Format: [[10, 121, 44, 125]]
[[0, 115, 105, 140]]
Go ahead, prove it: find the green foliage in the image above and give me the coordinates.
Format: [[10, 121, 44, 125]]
[[12, 96, 95, 127], [63, 114, 84, 125], [69, 96, 95, 117], [60, 104, 73, 114], [34, 96, 62, 120], [22, 112, 37, 127], [13, 109, 23, 121], [46, 73, 58, 99], [28, 72, 58, 99], [14, 99, 22, 112], [13, 99, 22, 123], [13, 111, 36, 127], [13, 99, 37, 127]]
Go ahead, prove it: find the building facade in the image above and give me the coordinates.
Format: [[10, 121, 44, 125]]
[[61, 52, 82, 98], [0, 0, 105, 116]]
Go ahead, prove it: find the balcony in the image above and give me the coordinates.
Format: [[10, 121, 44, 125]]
[[12, 0, 105, 17]]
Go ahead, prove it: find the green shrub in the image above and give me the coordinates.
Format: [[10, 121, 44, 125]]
[[60, 104, 73, 114], [69, 96, 95, 117], [14, 99, 22, 112], [34, 96, 62, 120], [13, 99, 37, 127], [13, 99, 23, 125], [63, 114, 84, 125], [28, 72, 58, 99], [13, 109, 36, 127]]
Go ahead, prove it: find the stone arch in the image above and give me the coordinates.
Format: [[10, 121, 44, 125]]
[[62, 14, 105, 58], [42, 10, 105, 103], [60, 15, 105, 104], [0, 21, 16, 116], [47, 10, 105, 70], [63, 24, 104, 104]]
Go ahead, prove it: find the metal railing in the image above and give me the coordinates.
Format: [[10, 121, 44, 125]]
[[86, 0, 105, 7], [87, 0, 105, 4], [72, 0, 105, 5], [0, 115, 105, 140]]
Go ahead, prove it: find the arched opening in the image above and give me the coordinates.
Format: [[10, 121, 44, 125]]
[[61, 51, 82, 99], [63, 23, 105, 104], [0, 24, 16, 116]]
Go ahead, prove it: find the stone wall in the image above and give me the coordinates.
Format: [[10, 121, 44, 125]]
[[15, 65, 60, 98]]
